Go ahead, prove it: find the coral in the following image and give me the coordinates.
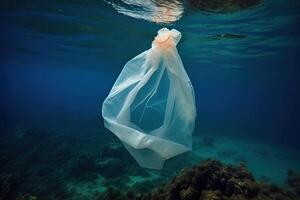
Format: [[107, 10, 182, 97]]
[[179, 186, 198, 200], [200, 190, 221, 200], [104, 159, 300, 200]]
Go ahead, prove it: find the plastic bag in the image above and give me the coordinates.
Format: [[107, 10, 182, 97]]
[[102, 28, 196, 169]]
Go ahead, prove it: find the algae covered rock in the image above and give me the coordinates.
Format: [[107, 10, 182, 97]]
[[200, 190, 221, 200], [135, 159, 299, 200], [99, 158, 298, 200]]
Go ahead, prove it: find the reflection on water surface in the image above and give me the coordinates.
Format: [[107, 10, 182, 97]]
[[105, 0, 184, 23], [105, 0, 262, 23]]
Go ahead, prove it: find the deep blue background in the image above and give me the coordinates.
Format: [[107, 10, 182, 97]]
[[0, 0, 300, 148]]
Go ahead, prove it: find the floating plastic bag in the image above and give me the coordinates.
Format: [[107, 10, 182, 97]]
[[102, 28, 196, 169]]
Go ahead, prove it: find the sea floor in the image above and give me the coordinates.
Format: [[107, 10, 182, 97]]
[[192, 135, 300, 185], [0, 128, 299, 200]]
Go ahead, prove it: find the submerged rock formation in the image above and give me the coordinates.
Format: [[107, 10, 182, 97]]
[[1, 129, 299, 200], [287, 170, 300, 196], [103, 159, 299, 200], [145, 159, 297, 200]]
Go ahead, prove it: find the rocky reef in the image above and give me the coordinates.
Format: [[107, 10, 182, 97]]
[[0, 128, 196, 200], [103, 160, 300, 200], [1, 128, 299, 200], [287, 170, 300, 196]]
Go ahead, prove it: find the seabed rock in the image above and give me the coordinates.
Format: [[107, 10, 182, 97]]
[[287, 170, 300, 195], [3, 128, 299, 200], [103, 159, 300, 200]]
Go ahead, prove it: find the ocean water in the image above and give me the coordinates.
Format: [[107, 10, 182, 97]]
[[0, 0, 300, 199]]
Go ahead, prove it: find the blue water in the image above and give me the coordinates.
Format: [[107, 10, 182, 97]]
[[0, 0, 300, 198], [1, 0, 299, 147]]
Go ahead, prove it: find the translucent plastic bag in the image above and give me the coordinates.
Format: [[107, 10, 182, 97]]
[[102, 28, 196, 169]]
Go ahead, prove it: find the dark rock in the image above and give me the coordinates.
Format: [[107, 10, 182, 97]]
[[101, 160, 299, 200], [287, 170, 300, 195], [67, 155, 99, 182], [103, 187, 125, 200], [0, 173, 19, 200], [187, 0, 261, 13], [126, 191, 135, 199], [179, 186, 198, 200], [107, 159, 300, 200], [101, 142, 129, 160], [98, 158, 126, 179], [200, 190, 221, 200]]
